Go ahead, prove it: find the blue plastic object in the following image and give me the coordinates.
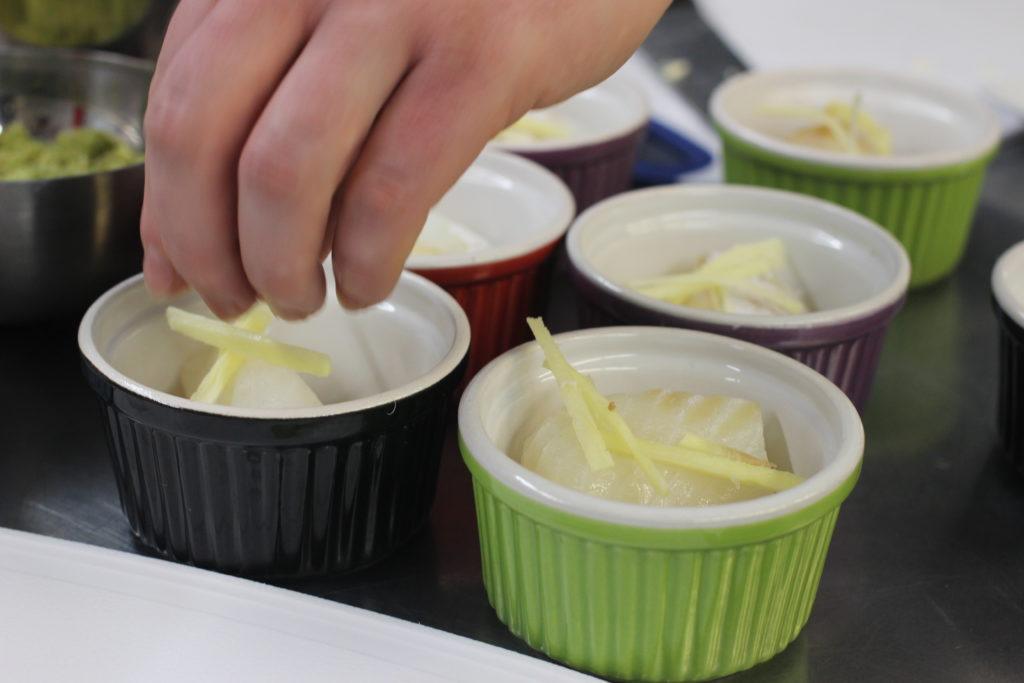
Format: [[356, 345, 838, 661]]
[[632, 119, 713, 185]]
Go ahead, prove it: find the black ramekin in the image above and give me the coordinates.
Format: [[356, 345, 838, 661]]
[[79, 270, 469, 577], [994, 242, 1024, 470]]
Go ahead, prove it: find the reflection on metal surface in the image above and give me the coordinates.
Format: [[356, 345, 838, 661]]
[[863, 280, 963, 453]]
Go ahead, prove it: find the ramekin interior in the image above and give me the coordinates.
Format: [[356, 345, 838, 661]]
[[993, 241, 1024, 330], [79, 269, 470, 419], [711, 68, 1001, 170], [567, 184, 909, 330], [459, 326, 863, 530], [487, 76, 649, 154], [405, 150, 574, 270]]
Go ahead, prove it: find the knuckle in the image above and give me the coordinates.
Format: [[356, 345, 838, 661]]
[[144, 92, 196, 157], [238, 135, 305, 203], [352, 165, 412, 218], [286, 106, 334, 145]]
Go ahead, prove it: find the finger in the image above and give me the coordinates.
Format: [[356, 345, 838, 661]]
[[142, 240, 187, 297], [149, 0, 217, 95], [143, 0, 319, 318], [236, 2, 415, 319], [140, 0, 214, 297], [331, 59, 518, 308], [140, 188, 186, 296]]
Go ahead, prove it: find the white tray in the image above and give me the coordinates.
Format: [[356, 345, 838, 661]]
[[0, 528, 597, 682]]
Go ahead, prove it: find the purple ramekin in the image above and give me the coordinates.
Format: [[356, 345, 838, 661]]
[[489, 77, 648, 212], [993, 241, 1024, 471], [566, 185, 911, 411]]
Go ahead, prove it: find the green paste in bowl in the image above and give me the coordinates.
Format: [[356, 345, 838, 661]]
[[0, 121, 142, 180]]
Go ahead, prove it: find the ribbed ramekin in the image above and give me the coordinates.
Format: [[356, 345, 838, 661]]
[[710, 68, 1000, 288], [993, 241, 1024, 470], [489, 77, 648, 212], [566, 184, 910, 411], [459, 326, 863, 681], [407, 150, 573, 382], [79, 269, 469, 577]]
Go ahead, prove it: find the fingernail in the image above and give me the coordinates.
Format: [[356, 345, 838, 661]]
[[143, 244, 178, 297], [261, 280, 325, 320], [267, 301, 308, 321], [206, 294, 254, 321], [336, 273, 386, 311], [335, 289, 367, 311]]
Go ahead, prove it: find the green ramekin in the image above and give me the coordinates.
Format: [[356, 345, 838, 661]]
[[458, 327, 864, 681], [711, 68, 1001, 288]]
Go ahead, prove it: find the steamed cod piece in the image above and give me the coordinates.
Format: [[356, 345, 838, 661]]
[[217, 359, 322, 409], [412, 212, 490, 256], [630, 239, 812, 316], [166, 304, 330, 410], [688, 241, 810, 315], [179, 350, 322, 409], [521, 316, 804, 506], [521, 390, 771, 506], [763, 99, 892, 157]]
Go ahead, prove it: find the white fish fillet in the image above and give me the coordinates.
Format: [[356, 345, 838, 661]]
[[178, 352, 322, 409], [220, 359, 322, 409], [520, 389, 772, 506]]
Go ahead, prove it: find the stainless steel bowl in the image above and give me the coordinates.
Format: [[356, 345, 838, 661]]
[[0, 47, 151, 324]]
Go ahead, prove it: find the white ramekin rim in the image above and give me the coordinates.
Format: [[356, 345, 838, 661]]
[[78, 270, 471, 420], [458, 326, 864, 530], [566, 184, 910, 331], [405, 150, 574, 271], [487, 77, 650, 154], [710, 67, 1002, 171], [993, 241, 1024, 331]]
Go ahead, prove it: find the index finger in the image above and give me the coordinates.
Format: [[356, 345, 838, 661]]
[[330, 57, 522, 308]]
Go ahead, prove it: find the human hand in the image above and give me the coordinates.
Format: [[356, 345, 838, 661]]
[[141, 0, 669, 319]]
